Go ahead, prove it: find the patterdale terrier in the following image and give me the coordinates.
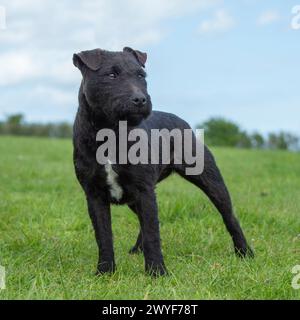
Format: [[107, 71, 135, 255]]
[[72, 47, 253, 277]]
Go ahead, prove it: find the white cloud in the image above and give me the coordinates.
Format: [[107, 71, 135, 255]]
[[29, 85, 75, 106], [0, 0, 219, 88], [0, 5, 6, 30], [0, 84, 76, 122], [0, 52, 41, 85], [257, 10, 280, 26], [197, 9, 235, 34]]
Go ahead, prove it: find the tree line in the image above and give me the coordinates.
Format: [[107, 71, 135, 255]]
[[196, 118, 299, 151], [0, 114, 299, 151], [0, 114, 72, 138]]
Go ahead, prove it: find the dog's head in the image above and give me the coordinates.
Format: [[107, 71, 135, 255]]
[[73, 47, 152, 126]]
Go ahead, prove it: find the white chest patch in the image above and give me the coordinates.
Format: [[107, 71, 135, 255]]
[[104, 160, 123, 201]]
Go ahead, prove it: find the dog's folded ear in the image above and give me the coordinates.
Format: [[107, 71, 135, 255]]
[[73, 49, 102, 72], [123, 47, 147, 67]]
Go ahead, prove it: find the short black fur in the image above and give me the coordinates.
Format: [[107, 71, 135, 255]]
[[73, 47, 254, 276]]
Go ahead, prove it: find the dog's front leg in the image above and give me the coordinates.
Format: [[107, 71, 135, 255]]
[[86, 195, 115, 275], [134, 190, 167, 277]]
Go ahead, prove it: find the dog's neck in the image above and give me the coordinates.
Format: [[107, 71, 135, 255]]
[[78, 91, 110, 131], [78, 89, 143, 133]]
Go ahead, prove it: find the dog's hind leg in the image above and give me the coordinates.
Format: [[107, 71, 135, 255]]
[[175, 146, 254, 258], [129, 231, 143, 254], [128, 204, 143, 254]]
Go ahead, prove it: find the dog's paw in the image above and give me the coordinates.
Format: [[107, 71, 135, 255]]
[[95, 261, 116, 275], [235, 246, 254, 259], [145, 261, 168, 277], [129, 245, 143, 254]]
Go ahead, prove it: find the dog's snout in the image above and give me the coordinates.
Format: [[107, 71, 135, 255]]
[[131, 92, 146, 106]]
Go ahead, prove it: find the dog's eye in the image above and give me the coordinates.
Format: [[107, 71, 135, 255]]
[[108, 73, 117, 79], [138, 73, 145, 79]]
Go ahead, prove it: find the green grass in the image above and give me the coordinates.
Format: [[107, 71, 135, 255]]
[[0, 136, 299, 300]]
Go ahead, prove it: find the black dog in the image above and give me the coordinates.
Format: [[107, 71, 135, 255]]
[[72, 47, 253, 276]]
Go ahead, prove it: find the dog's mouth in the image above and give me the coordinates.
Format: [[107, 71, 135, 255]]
[[122, 112, 149, 126], [118, 104, 151, 126]]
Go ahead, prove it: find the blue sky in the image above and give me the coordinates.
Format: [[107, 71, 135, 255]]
[[0, 0, 299, 135]]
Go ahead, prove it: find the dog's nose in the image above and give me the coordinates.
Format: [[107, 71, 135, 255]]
[[131, 93, 146, 106]]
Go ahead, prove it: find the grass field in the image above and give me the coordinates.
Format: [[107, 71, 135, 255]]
[[0, 136, 299, 300]]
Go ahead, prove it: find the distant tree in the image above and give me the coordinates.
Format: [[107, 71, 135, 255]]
[[251, 132, 265, 149], [237, 131, 252, 148], [6, 113, 24, 126], [196, 117, 251, 148], [3, 113, 24, 135], [57, 122, 73, 138], [268, 132, 299, 150]]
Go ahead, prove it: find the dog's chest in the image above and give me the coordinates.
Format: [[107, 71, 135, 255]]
[[104, 161, 123, 201]]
